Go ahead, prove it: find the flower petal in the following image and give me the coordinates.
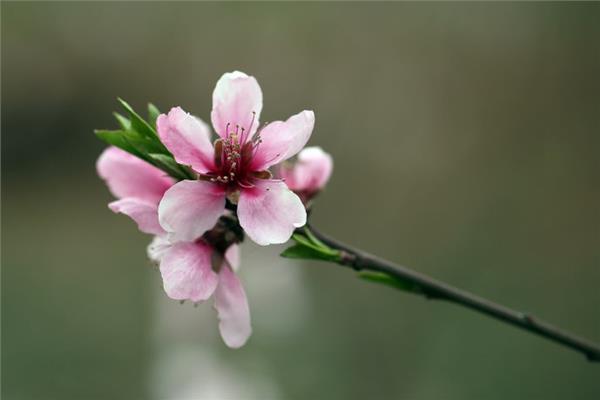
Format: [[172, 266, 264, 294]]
[[97, 146, 173, 204], [147, 235, 171, 263], [108, 198, 164, 235], [157, 107, 215, 174], [159, 241, 219, 302], [250, 110, 314, 171], [237, 180, 306, 246], [158, 180, 226, 243], [225, 244, 241, 272], [281, 146, 333, 193], [214, 264, 251, 348], [211, 71, 263, 139]]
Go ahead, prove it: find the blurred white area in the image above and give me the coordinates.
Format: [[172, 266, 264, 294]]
[[149, 242, 310, 399], [150, 344, 280, 400]]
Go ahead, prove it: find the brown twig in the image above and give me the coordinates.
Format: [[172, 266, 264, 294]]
[[307, 224, 600, 362]]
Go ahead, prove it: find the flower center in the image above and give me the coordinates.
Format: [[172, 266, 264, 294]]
[[208, 112, 263, 187]]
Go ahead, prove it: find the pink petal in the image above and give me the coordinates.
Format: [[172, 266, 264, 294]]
[[97, 147, 173, 204], [225, 244, 241, 272], [159, 241, 219, 302], [237, 179, 306, 246], [147, 235, 171, 263], [210, 71, 263, 140], [281, 146, 333, 193], [157, 107, 216, 174], [250, 110, 315, 171], [214, 264, 251, 348], [108, 199, 164, 235], [158, 180, 226, 243]]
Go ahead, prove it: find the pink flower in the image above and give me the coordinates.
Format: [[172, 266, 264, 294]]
[[157, 71, 313, 246], [97, 146, 251, 348], [155, 240, 251, 348], [279, 146, 333, 202], [96, 147, 174, 235]]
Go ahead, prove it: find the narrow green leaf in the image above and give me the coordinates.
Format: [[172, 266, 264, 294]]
[[96, 100, 193, 181], [148, 153, 195, 180], [358, 271, 424, 294], [281, 244, 340, 262], [115, 99, 173, 158], [121, 130, 167, 156], [148, 103, 161, 129], [291, 233, 316, 248], [291, 232, 340, 257], [113, 112, 131, 131], [95, 129, 141, 157], [303, 228, 328, 248], [117, 98, 166, 148]]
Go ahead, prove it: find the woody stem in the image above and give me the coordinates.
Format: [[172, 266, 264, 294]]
[[306, 224, 600, 362]]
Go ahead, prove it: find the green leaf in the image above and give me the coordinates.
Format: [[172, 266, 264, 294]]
[[95, 129, 141, 157], [303, 228, 328, 248], [147, 153, 195, 180], [117, 98, 154, 136], [147, 103, 161, 129], [281, 230, 341, 262], [358, 271, 424, 295], [121, 129, 167, 156], [96, 100, 189, 181], [281, 243, 341, 262], [117, 98, 166, 147], [113, 112, 131, 131]]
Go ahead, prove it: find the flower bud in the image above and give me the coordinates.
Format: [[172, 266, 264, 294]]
[[279, 146, 333, 203]]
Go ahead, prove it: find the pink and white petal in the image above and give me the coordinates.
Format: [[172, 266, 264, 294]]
[[224, 244, 241, 272], [250, 110, 315, 171], [97, 147, 174, 204], [147, 235, 172, 263], [214, 264, 251, 348], [237, 180, 307, 246], [211, 71, 263, 139], [159, 241, 219, 303], [158, 180, 226, 243], [289, 146, 333, 192], [108, 198, 164, 235], [157, 107, 216, 174]]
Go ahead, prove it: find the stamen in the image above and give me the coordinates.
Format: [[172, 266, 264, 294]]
[[214, 139, 223, 168]]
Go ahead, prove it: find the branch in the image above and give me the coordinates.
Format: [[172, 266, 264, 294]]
[[304, 224, 600, 362]]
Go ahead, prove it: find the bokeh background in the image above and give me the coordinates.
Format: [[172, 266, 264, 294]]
[[3, 2, 599, 399]]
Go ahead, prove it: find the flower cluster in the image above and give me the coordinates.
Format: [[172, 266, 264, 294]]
[[97, 71, 332, 348]]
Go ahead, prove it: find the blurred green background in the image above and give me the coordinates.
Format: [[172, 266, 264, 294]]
[[2, 2, 599, 399]]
